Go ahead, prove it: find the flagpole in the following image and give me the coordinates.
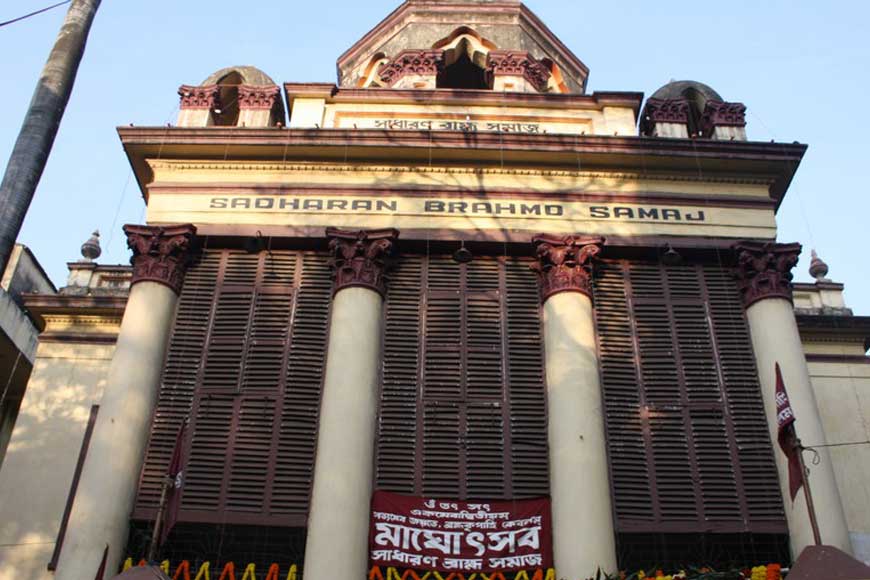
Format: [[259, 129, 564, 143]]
[[796, 437, 822, 546], [146, 476, 172, 563]]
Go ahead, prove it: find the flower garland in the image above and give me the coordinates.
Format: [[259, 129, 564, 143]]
[[617, 564, 783, 580]]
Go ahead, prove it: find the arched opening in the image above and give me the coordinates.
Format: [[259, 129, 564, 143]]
[[213, 71, 242, 126], [433, 27, 495, 90], [681, 87, 709, 136], [358, 52, 389, 88]]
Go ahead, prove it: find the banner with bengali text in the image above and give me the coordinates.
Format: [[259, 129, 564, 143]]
[[369, 491, 553, 573]]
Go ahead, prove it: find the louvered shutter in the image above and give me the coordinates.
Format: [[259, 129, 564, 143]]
[[134, 249, 331, 527], [376, 254, 548, 500], [593, 259, 786, 534]]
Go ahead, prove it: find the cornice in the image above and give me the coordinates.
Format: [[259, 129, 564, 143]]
[[145, 159, 774, 187], [120, 127, 805, 208]]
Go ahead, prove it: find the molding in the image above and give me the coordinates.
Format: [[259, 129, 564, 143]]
[[124, 224, 197, 294], [326, 227, 399, 296], [530, 234, 604, 302], [378, 50, 444, 86], [804, 354, 870, 365], [734, 241, 802, 308], [639, 98, 690, 136], [238, 85, 281, 110], [487, 50, 551, 92], [145, 159, 775, 188], [700, 101, 747, 137], [178, 84, 220, 110]]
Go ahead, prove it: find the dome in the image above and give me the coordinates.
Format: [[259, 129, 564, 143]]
[[649, 80, 723, 103], [201, 66, 277, 87]]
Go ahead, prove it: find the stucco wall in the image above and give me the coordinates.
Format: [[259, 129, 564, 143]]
[[0, 341, 114, 580], [808, 355, 870, 564]]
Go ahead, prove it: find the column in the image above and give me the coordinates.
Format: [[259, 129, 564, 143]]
[[176, 84, 219, 127], [531, 234, 617, 577], [238, 84, 281, 128], [304, 227, 398, 578], [54, 224, 196, 580], [735, 241, 851, 556]]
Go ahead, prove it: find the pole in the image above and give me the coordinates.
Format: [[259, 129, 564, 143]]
[[796, 437, 823, 546], [0, 0, 102, 274], [146, 477, 171, 563]]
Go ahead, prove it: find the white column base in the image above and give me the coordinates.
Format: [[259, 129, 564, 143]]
[[543, 291, 617, 577], [304, 286, 383, 578], [746, 297, 852, 556]]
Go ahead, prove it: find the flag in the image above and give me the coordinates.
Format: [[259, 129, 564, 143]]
[[775, 363, 803, 500], [159, 419, 188, 547], [94, 544, 108, 580]]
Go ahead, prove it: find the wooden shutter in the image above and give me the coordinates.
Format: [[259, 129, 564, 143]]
[[134, 249, 331, 527], [376, 254, 548, 500], [594, 259, 786, 534]]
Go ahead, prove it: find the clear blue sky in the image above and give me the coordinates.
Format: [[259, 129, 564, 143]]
[[1, 0, 868, 313]]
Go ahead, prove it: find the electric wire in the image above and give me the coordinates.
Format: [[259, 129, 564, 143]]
[[0, 0, 71, 29]]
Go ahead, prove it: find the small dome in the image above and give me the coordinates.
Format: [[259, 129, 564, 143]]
[[201, 66, 277, 87], [650, 80, 723, 103]]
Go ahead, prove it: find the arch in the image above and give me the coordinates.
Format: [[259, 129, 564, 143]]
[[542, 59, 568, 94], [433, 28, 496, 90], [212, 71, 242, 126], [357, 52, 389, 88]]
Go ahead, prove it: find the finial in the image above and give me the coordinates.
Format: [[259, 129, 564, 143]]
[[81, 230, 102, 261], [809, 249, 829, 282]]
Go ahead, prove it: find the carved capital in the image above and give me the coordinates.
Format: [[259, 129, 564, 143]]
[[326, 228, 399, 297], [378, 50, 444, 86], [734, 241, 802, 308], [124, 224, 197, 294], [639, 98, 691, 135], [531, 234, 605, 302], [700, 100, 747, 136], [178, 84, 220, 109], [487, 51, 551, 92], [238, 85, 281, 110]]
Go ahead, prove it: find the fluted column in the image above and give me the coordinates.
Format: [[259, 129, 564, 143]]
[[304, 228, 398, 578], [54, 224, 196, 580], [735, 241, 851, 556], [531, 234, 617, 578]]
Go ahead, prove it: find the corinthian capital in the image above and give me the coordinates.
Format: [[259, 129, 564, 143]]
[[326, 228, 399, 297], [734, 241, 802, 308], [530, 234, 605, 302], [124, 224, 197, 294]]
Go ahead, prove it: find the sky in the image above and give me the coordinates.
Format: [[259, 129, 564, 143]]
[[0, 0, 868, 312]]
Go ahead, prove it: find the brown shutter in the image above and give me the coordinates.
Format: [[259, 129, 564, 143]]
[[134, 249, 331, 527], [376, 254, 548, 500], [593, 259, 786, 534]]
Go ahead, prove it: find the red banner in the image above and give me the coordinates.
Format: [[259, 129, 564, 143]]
[[369, 491, 553, 573]]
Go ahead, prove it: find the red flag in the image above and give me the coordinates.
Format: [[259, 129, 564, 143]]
[[159, 419, 188, 546], [775, 363, 803, 501], [94, 544, 108, 580]]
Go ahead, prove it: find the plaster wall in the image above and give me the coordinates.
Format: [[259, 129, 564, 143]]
[[0, 341, 114, 580], [807, 357, 870, 564]]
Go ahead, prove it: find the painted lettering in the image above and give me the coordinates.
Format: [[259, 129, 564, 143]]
[[638, 208, 659, 220], [351, 200, 372, 211], [254, 198, 274, 209], [377, 200, 398, 212], [494, 203, 516, 215], [613, 207, 634, 219], [520, 204, 541, 216], [303, 199, 323, 210], [590, 206, 609, 218], [449, 202, 468, 213], [685, 210, 706, 222], [278, 198, 300, 210], [545, 205, 563, 216], [425, 200, 445, 213], [326, 200, 348, 211], [472, 202, 493, 213], [210, 197, 228, 209], [661, 209, 682, 221], [231, 198, 251, 209]]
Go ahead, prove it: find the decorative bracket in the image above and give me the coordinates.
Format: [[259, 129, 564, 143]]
[[734, 241, 802, 308], [326, 228, 399, 297], [530, 234, 605, 302], [124, 224, 197, 295]]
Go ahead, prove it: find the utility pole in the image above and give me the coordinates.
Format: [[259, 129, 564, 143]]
[[0, 0, 102, 274]]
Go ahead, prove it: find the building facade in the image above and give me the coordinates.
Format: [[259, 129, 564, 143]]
[[1, 1, 869, 579]]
